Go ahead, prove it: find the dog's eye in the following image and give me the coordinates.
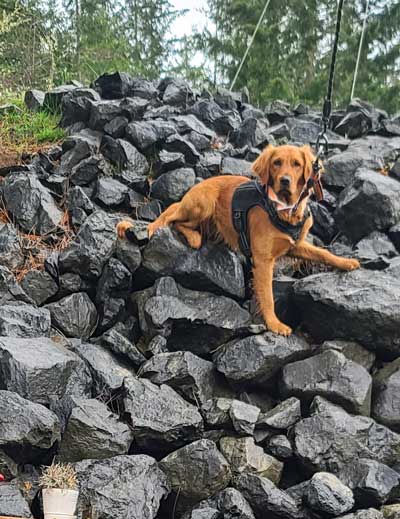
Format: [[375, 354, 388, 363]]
[[294, 160, 301, 167], [273, 159, 282, 167]]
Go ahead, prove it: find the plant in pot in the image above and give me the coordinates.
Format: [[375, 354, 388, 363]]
[[40, 462, 79, 519]]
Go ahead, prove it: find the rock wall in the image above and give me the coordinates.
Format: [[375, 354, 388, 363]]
[[1, 72, 400, 518]]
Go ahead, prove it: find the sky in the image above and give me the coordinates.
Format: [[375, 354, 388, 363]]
[[170, 0, 209, 38]]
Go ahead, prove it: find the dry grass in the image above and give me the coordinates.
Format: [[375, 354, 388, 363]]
[[39, 461, 78, 490]]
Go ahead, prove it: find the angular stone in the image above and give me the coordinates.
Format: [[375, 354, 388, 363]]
[[281, 350, 372, 415], [355, 231, 397, 269], [233, 117, 271, 149], [324, 149, 383, 190], [20, 270, 58, 306], [104, 115, 128, 138], [293, 270, 400, 357], [125, 120, 176, 152], [160, 439, 231, 503], [44, 84, 77, 112], [75, 454, 169, 519], [372, 359, 400, 431], [0, 224, 25, 271], [88, 100, 124, 130], [96, 328, 145, 367], [151, 168, 196, 205], [306, 472, 354, 516], [257, 397, 301, 430], [46, 292, 97, 340], [61, 88, 101, 127], [24, 88, 45, 112], [59, 398, 133, 462], [221, 157, 253, 176], [70, 154, 108, 186], [0, 337, 91, 405], [0, 266, 32, 305], [184, 487, 255, 519], [294, 397, 400, 474], [0, 480, 33, 518], [219, 436, 283, 484], [94, 177, 129, 208], [101, 136, 149, 173], [189, 100, 241, 135], [339, 511, 383, 519], [214, 333, 311, 384], [124, 377, 203, 449], [164, 134, 201, 165], [0, 304, 51, 337], [154, 150, 186, 177], [319, 340, 376, 371], [141, 227, 245, 298], [268, 435, 293, 459]]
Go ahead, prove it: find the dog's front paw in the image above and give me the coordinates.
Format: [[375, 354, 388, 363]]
[[116, 221, 133, 239], [341, 258, 361, 271], [267, 319, 292, 337]]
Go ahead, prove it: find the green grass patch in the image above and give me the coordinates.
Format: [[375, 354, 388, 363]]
[[0, 95, 65, 162]]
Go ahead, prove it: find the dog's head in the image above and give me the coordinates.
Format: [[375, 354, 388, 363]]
[[252, 144, 322, 205]]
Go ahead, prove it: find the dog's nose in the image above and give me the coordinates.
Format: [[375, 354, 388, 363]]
[[280, 176, 291, 188]]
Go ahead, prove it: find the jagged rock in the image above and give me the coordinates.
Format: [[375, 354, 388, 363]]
[[0, 390, 60, 463], [306, 472, 354, 516], [339, 511, 383, 519], [164, 134, 201, 165], [309, 200, 337, 243], [281, 350, 372, 415], [214, 333, 311, 384], [94, 177, 128, 209], [154, 150, 186, 177], [160, 439, 231, 503], [93, 71, 134, 98], [120, 96, 150, 120], [234, 117, 271, 149], [372, 359, 400, 431], [125, 120, 176, 151], [234, 472, 301, 519], [389, 223, 400, 252], [44, 84, 77, 112], [115, 237, 142, 275], [267, 435, 293, 459], [101, 136, 149, 173], [286, 117, 343, 145], [61, 88, 101, 127], [70, 154, 108, 185], [0, 224, 25, 271], [381, 504, 400, 519], [189, 100, 241, 135], [137, 199, 163, 221], [141, 351, 230, 404], [2, 171, 63, 234], [221, 156, 253, 176], [140, 227, 245, 297], [172, 114, 215, 139], [0, 304, 51, 337], [46, 292, 97, 339], [104, 115, 128, 137], [335, 169, 400, 242], [162, 78, 193, 106], [219, 436, 283, 484], [60, 129, 102, 172], [292, 270, 400, 358], [59, 398, 133, 462], [96, 328, 145, 367], [134, 277, 252, 356], [0, 266, 33, 305], [75, 454, 170, 519], [59, 211, 118, 279], [265, 100, 292, 123], [88, 99, 124, 130], [354, 231, 397, 269], [183, 487, 255, 519], [319, 340, 376, 371], [257, 397, 301, 430], [20, 270, 58, 306], [340, 459, 400, 507], [0, 337, 91, 404], [201, 398, 260, 436], [294, 397, 400, 473], [24, 88, 45, 112], [71, 341, 134, 395], [124, 377, 203, 449], [335, 111, 373, 138], [0, 480, 33, 518], [151, 167, 196, 205], [324, 149, 383, 189]]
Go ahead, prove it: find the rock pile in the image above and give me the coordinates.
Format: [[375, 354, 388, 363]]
[[1, 71, 400, 518]]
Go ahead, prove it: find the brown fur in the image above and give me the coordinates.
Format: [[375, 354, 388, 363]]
[[116, 144, 360, 336]]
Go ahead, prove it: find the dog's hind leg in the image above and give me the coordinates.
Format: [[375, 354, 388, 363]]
[[148, 202, 181, 237], [175, 222, 202, 249]]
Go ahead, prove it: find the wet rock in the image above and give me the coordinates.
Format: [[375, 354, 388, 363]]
[[24, 88, 45, 112], [154, 150, 186, 177], [2, 171, 63, 234], [151, 167, 196, 205], [319, 340, 376, 371], [257, 397, 301, 430], [0, 480, 33, 517], [124, 377, 203, 449], [93, 71, 134, 98], [0, 304, 51, 337], [189, 100, 241, 135], [219, 436, 283, 484], [0, 266, 33, 305], [61, 88, 101, 127], [75, 454, 169, 519], [335, 169, 400, 242], [70, 154, 108, 186], [94, 177, 129, 209], [293, 270, 400, 358], [195, 151, 222, 178], [340, 459, 400, 507], [335, 111, 373, 138], [0, 390, 60, 463], [0, 337, 91, 405], [104, 115, 128, 138], [294, 397, 400, 473], [234, 472, 301, 519], [221, 157, 253, 176], [164, 134, 201, 165], [324, 149, 383, 189], [281, 350, 372, 415], [214, 333, 311, 384], [354, 231, 397, 269], [95, 328, 145, 367], [162, 78, 193, 106], [141, 227, 244, 298], [20, 270, 58, 306], [59, 211, 118, 279], [141, 351, 230, 405], [268, 435, 293, 459], [59, 398, 133, 462], [160, 439, 231, 503], [101, 136, 149, 173], [135, 277, 252, 356], [0, 224, 25, 271], [305, 472, 354, 516], [372, 359, 400, 431], [125, 120, 176, 152], [46, 292, 97, 339], [234, 117, 271, 149]]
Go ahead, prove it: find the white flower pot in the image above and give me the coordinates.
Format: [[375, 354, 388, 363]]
[[42, 488, 79, 517]]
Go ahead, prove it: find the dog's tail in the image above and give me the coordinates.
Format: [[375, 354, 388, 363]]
[[116, 220, 134, 239]]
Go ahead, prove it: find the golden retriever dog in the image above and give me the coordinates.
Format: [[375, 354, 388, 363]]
[[117, 144, 360, 336]]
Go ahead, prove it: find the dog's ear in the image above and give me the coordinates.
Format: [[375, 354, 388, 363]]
[[300, 145, 323, 182], [252, 144, 275, 185]]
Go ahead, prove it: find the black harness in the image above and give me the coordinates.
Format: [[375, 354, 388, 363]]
[[231, 180, 310, 258]]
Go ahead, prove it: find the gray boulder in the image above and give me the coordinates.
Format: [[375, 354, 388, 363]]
[[183, 487, 255, 519], [24, 88, 45, 112], [0, 303, 51, 337], [151, 168, 196, 205], [0, 337, 91, 405], [257, 397, 301, 430], [338, 511, 383, 519], [75, 454, 169, 519], [0, 224, 25, 271], [319, 340, 376, 371], [293, 270, 400, 358], [0, 480, 32, 517], [281, 350, 372, 415], [306, 472, 354, 516], [202, 398, 260, 435], [214, 333, 311, 384], [372, 359, 400, 431], [46, 292, 97, 339], [20, 270, 58, 306], [59, 398, 133, 462]]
